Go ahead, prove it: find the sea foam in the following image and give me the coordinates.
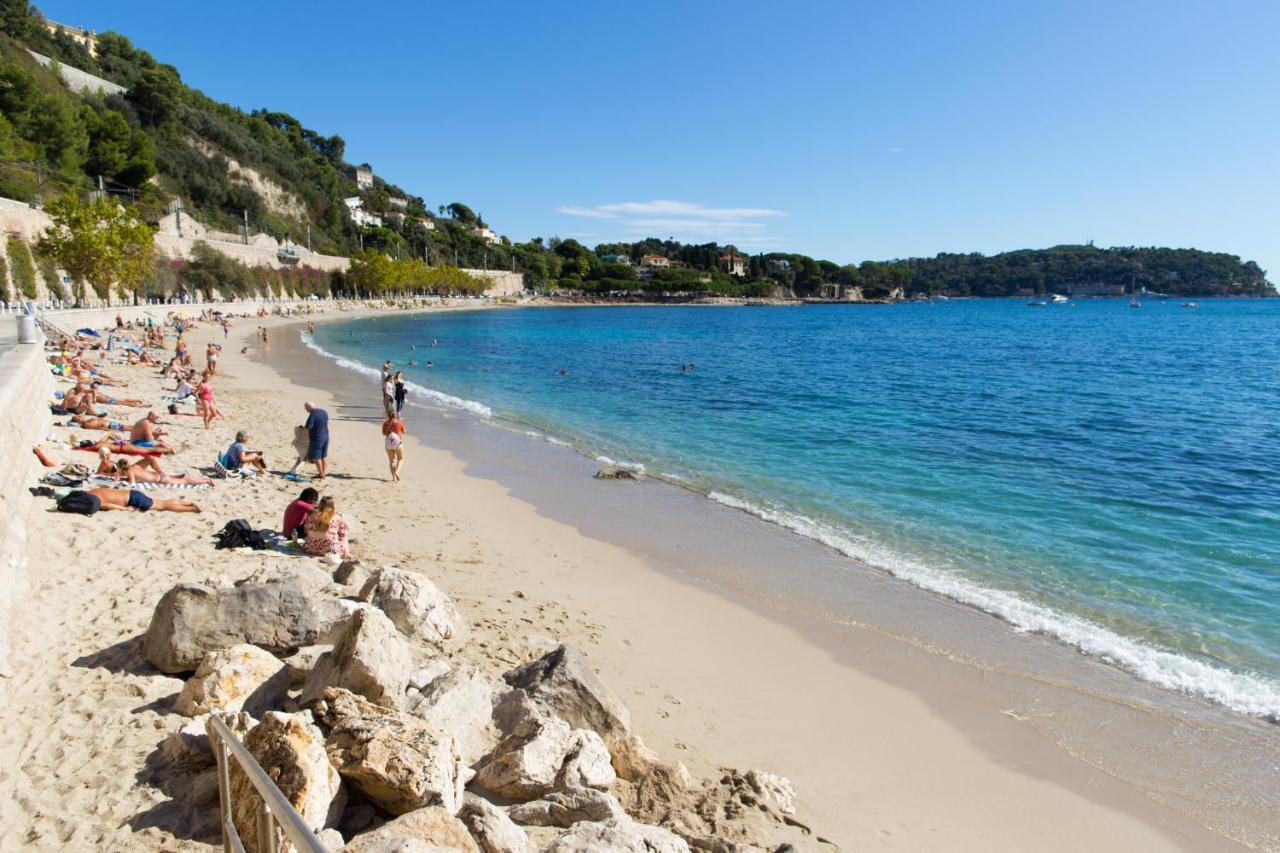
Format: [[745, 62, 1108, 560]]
[[706, 490, 1280, 719], [300, 332, 492, 418]]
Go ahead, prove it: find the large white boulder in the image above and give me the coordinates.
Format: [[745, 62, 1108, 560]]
[[226, 711, 344, 851], [300, 607, 410, 710], [544, 818, 690, 853], [343, 805, 480, 852], [458, 797, 529, 853], [359, 567, 463, 646], [143, 578, 320, 673], [471, 694, 574, 800], [174, 643, 290, 717], [314, 687, 466, 816], [406, 663, 500, 767]]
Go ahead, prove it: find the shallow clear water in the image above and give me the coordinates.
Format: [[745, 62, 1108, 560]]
[[313, 299, 1280, 717]]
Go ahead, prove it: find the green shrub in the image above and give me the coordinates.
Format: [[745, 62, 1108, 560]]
[[7, 235, 37, 298]]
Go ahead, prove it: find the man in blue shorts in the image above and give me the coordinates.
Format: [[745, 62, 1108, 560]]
[[304, 401, 330, 479]]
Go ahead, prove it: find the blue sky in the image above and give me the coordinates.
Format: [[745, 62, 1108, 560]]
[[41, 0, 1280, 276]]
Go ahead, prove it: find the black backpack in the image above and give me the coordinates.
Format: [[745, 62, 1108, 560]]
[[215, 519, 276, 550], [56, 490, 101, 515]]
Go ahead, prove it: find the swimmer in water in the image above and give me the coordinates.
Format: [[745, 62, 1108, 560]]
[[426, 361, 433, 368], [559, 368, 569, 376]]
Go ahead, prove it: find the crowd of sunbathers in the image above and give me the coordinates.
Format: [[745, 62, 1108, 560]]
[[35, 312, 235, 516], [33, 310, 353, 562]]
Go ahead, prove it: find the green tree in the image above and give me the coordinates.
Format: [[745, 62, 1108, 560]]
[[128, 65, 181, 128], [84, 107, 132, 178], [27, 92, 87, 171], [38, 193, 155, 303]]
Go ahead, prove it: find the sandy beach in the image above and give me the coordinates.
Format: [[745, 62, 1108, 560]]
[[0, 304, 1254, 851]]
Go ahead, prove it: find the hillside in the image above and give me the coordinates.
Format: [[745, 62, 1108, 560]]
[[0, 0, 505, 269], [0, 1, 1271, 301]]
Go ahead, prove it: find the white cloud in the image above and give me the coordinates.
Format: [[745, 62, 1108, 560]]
[[554, 206, 619, 219], [555, 199, 786, 246]]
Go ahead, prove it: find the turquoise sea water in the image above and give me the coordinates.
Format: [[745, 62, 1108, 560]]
[[311, 299, 1280, 717]]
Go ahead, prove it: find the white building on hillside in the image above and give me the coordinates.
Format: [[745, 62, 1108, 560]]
[[344, 196, 382, 228], [470, 226, 501, 245]]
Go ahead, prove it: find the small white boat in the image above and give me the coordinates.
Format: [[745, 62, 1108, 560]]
[[1050, 294, 1068, 303], [1181, 301, 1200, 309]]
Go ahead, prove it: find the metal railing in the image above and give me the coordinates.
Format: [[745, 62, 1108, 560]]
[[208, 715, 330, 853]]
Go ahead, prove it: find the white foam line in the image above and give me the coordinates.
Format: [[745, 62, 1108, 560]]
[[300, 333, 492, 418], [707, 491, 1280, 719]]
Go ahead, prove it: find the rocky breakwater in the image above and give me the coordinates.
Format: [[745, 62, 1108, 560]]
[[141, 562, 832, 851]]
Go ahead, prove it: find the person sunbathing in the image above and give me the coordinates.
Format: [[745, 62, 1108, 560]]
[[71, 383, 146, 407], [109, 457, 215, 487], [129, 412, 173, 450], [71, 414, 129, 432], [76, 435, 175, 455], [86, 487, 201, 513]]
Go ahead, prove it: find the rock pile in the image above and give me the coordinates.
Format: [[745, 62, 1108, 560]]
[[140, 562, 830, 851]]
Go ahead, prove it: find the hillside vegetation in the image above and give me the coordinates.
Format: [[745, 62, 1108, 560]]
[[0, 1, 1271, 300]]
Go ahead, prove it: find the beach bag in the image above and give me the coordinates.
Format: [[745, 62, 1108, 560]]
[[215, 519, 275, 550], [56, 490, 100, 515], [215, 519, 254, 548]]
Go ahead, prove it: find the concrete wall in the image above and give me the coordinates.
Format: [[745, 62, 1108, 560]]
[[0, 198, 65, 301], [154, 212, 350, 273], [0, 337, 55, 695], [27, 50, 125, 96], [468, 270, 525, 297]]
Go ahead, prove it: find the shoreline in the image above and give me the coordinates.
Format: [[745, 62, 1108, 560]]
[[267, 312, 1262, 850], [0, 301, 1265, 850]]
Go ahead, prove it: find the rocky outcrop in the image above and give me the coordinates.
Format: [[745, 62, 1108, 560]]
[[472, 694, 574, 800], [312, 596, 378, 644], [343, 805, 480, 852], [300, 608, 410, 710], [459, 797, 529, 853], [360, 567, 463, 647], [174, 644, 290, 717], [334, 560, 370, 590], [163, 710, 256, 767], [508, 786, 627, 828], [227, 711, 343, 853], [143, 578, 319, 673], [503, 644, 631, 748], [617, 766, 809, 851], [557, 729, 616, 791], [283, 644, 332, 687], [314, 687, 465, 816], [544, 817, 690, 853], [406, 663, 499, 767]]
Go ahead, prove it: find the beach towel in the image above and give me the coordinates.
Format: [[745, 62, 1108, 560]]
[[86, 476, 211, 491]]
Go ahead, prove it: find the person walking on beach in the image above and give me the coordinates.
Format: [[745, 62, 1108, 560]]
[[393, 371, 407, 413], [198, 369, 223, 430], [382, 372, 397, 418], [206, 342, 221, 376], [304, 401, 330, 479], [382, 410, 405, 482]]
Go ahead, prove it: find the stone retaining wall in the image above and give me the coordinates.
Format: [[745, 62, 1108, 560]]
[[0, 338, 54, 696]]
